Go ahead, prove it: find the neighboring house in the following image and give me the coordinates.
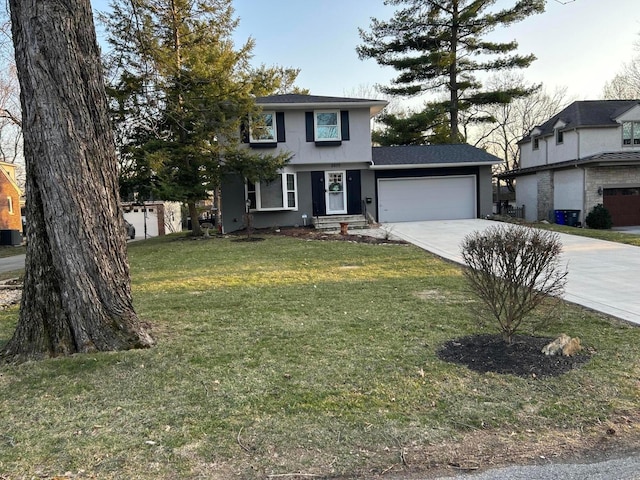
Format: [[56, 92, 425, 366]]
[[0, 161, 22, 233], [499, 100, 640, 226], [122, 201, 182, 239], [220, 94, 499, 233]]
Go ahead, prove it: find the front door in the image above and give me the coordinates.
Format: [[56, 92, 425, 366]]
[[325, 170, 347, 214]]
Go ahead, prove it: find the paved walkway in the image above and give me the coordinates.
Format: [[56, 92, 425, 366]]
[[383, 219, 640, 326]]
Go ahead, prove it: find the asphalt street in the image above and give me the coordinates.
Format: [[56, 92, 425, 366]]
[[421, 454, 640, 479], [0, 253, 25, 273]]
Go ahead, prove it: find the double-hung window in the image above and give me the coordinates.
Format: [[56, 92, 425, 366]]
[[250, 111, 276, 143], [247, 172, 297, 211], [315, 111, 340, 141], [622, 121, 640, 146]]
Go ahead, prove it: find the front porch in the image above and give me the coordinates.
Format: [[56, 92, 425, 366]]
[[312, 214, 368, 231]]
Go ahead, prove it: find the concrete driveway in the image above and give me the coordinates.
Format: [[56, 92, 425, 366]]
[[384, 219, 640, 326]]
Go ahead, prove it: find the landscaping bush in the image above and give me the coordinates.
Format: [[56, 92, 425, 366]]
[[461, 225, 568, 343], [585, 204, 612, 229]]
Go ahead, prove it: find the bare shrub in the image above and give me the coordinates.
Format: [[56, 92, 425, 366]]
[[461, 225, 568, 344]]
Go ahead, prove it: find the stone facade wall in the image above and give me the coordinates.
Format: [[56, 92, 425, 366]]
[[585, 166, 640, 215], [536, 170, 554, 221]]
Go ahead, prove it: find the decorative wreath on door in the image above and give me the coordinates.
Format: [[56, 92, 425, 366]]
[[329, 182, 342, 192]]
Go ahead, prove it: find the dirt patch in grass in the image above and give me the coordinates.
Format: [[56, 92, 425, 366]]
[[438, 334, 591, 378], [382, 414, 640, 480]]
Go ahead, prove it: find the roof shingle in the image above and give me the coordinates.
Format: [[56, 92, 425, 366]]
[[371, 144, 501, 167]]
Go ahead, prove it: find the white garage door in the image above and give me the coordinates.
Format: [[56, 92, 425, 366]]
[[378, 175, 476, 222]]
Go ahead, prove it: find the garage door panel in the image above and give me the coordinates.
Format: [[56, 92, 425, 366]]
[[378, 176, 476, 223], [603, 188, 640, 226]]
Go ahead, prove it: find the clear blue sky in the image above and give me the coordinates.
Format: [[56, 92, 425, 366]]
[[91, 0, 640, 102]]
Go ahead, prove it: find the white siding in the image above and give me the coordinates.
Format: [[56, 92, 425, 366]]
[[515, 175, 538, 222], [263, 108, 374, 166], [553, 169, 584, 212]]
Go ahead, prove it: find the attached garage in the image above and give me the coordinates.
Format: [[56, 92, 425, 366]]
[[370, 144, 500, 224], [603, 187, 640, 226], [378, 175, 476, 222]]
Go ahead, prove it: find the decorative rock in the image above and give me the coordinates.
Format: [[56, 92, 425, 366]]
[[542, 333, 582, 356]]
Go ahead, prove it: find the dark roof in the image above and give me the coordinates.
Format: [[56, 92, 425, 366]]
[[257, 94, 383, 104], [521, 100, 640, 143], [371, 144, 502, 168], [256, 94, 388, 116], [497, 151, 640, 178]]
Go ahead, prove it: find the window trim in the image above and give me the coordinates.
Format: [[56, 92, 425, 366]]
[[249, 111, 276, 143], [622, 121, 640, 146], [314, 110, 341, 142], [7, 196, 13, 215], [246, 172, 298, 212], [555, 129, 563, 145]]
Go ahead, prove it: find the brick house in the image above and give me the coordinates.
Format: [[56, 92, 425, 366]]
[[0, 161, 22, 232], [498, 100, 640, 226]]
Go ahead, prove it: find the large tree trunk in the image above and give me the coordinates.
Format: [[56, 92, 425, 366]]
[[188, 200, 202, 236], [1, 0, 154, 363]]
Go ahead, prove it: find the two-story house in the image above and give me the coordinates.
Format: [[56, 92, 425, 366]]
[[220, 94, 499, 233], [500, 100, 640, 226]]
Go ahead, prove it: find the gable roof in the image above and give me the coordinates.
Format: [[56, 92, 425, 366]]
[[0, 162, 21, 196], [497, 150, 640, 179], [371, 144, 501, 169], [256, 94, 387, 116], [521, 100, 640, 143]]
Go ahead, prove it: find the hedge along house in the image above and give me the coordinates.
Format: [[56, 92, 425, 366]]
[[220, 94, 499, 233], [498, 100, 640, 227]]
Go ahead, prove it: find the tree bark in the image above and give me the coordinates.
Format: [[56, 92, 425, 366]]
[[188, 200, 202, 236], [1, 0, 154, 363]]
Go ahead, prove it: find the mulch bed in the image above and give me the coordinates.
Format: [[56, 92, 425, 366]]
[[270, 226, 406, 245], [438, 334, 591, 378]]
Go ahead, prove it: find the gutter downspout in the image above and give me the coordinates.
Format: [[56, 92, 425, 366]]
[[576, 129, 586, 226]]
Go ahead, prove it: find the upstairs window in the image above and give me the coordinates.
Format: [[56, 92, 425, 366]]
[[315, 111, 340, 141], [7, 196, 13, 215], [556, 129, 564, 145], [533, 137, 539, 150], [250, 112, 275, 143], [622, 121, 640, 146], [247, 173, 297, 211]]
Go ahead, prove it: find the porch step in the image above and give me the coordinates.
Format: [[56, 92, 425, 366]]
[[312, 214, 369, 231]]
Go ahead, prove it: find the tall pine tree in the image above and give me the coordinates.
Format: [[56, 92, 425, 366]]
[[102, 0, 295, 235], [358, 0, 544, 142]]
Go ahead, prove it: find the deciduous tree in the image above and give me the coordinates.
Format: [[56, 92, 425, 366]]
[[2, 0, 154, 363], [471, 72, 570, 182]]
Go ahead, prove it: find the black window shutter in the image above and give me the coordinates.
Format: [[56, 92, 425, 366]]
[[276, 112, 286, 142], [340, 110, 350, 141], [305, 112, 314, 142], [240, 120, 249, 143]]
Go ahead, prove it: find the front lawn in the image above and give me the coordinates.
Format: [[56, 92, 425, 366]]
[[0, 233, 639, 479]]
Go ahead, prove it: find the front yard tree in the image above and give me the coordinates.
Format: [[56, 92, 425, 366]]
[[357, 0, 545, 141], [102, 0, 294, 235], [1, 0, 154, 363]]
